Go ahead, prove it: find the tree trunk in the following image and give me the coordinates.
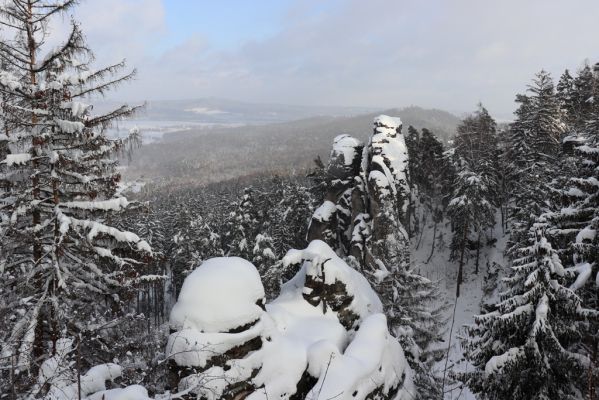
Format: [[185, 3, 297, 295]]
[[456, 223, 468, 298], [77, 337, 82, 400], [475, 231, 481, 274], [415, 210, 426, 250], [26, 0, 42, 266], [425, 218, 437, 264]]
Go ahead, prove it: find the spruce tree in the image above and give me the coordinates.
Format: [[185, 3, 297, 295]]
[[224, 187, 258, 259], [572, 64, 595, 129], [416, 128, 449, 260], [543, 78, 599, 395], [458, 229, 593, 400], [454, 103, 498, 184], [527, 71, 564, 156], [556, 69, 575, 127], [506, 71, 564, 249], [447, 160, 495, 295]]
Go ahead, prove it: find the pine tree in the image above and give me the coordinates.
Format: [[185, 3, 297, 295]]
[[252, 232, 277, 275], [448, 104, 498, 293], [458, 229, 594, 400], [0, 0, 151, 391]]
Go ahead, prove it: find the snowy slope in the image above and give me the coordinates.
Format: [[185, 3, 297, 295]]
[[412, 212, 508, 400]]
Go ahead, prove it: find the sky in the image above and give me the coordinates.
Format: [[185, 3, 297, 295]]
[[51, 0, 599, 117]]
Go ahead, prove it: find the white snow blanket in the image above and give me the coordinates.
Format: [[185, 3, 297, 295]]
[[169, 240, 415, 400]]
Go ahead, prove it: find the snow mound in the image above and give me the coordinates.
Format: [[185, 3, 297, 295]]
[[86, 385, 152, 400], [39, 340, 130, 400], [170, 241, 413, 399], [282, 239, 383, 326], [306, 314, 414, 400], [169, 257, 266, 333]]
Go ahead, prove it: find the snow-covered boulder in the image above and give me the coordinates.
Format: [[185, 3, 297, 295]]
[[166, 257, 266, 389], [169, 257, 266, 333], [169, 241, 415, 400]]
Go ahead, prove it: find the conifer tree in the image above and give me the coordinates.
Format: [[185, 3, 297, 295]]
[[0, 0, 151, 391], [557, 69, 575, 127], [416, 128, 449, 259], [543, 78, 599, 395], [506, 71, 564, 248], [448, 104, 498, 292], [454, 103, 498, 183], [528, 71, 565, 155], [447, 160, 495, 295], [572, 63, 595, 129], [405, 125, 421, 235], [458, 229, 594, 400], [224, 187, 259, 259]]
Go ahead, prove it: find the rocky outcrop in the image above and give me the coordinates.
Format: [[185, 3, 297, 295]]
[[308, 115, 411, 276], [166, 242, 415, 400]]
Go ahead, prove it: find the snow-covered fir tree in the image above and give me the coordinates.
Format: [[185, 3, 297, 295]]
[[506, 71, 565, 249], [454, 103, 499, 193], [542, 65, 599, 395], [557, 69, 576, 127], [224, 187, 259, 259], [458, 228, 596, 400], [0, 0, 151, 393], [410, 127, 453, 261], [447, 105, 498, 294], [572, 63, 596, 130], [447, 160, 495, 295]]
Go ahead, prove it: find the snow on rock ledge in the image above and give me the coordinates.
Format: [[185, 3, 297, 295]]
[[282, 239, 383, 329], [168, 241, 415, 400]]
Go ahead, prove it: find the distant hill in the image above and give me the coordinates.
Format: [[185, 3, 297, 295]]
[[124, 106, 460, 186], [102, 97, 379, 125]]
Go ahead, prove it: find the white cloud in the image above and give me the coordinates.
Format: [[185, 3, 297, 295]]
[[56, 0, 599, 116]]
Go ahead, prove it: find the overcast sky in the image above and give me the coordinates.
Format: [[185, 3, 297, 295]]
[[57, 0, 599, 117]]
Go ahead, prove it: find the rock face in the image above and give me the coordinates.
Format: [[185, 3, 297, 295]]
[[307, 115, 411, 279], [165, 257, 265, 395], [166, 241, 415, 400], [307, 134, 364, 253]]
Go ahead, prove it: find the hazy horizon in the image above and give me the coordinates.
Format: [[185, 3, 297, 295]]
[[50, 0, 599, 120]]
